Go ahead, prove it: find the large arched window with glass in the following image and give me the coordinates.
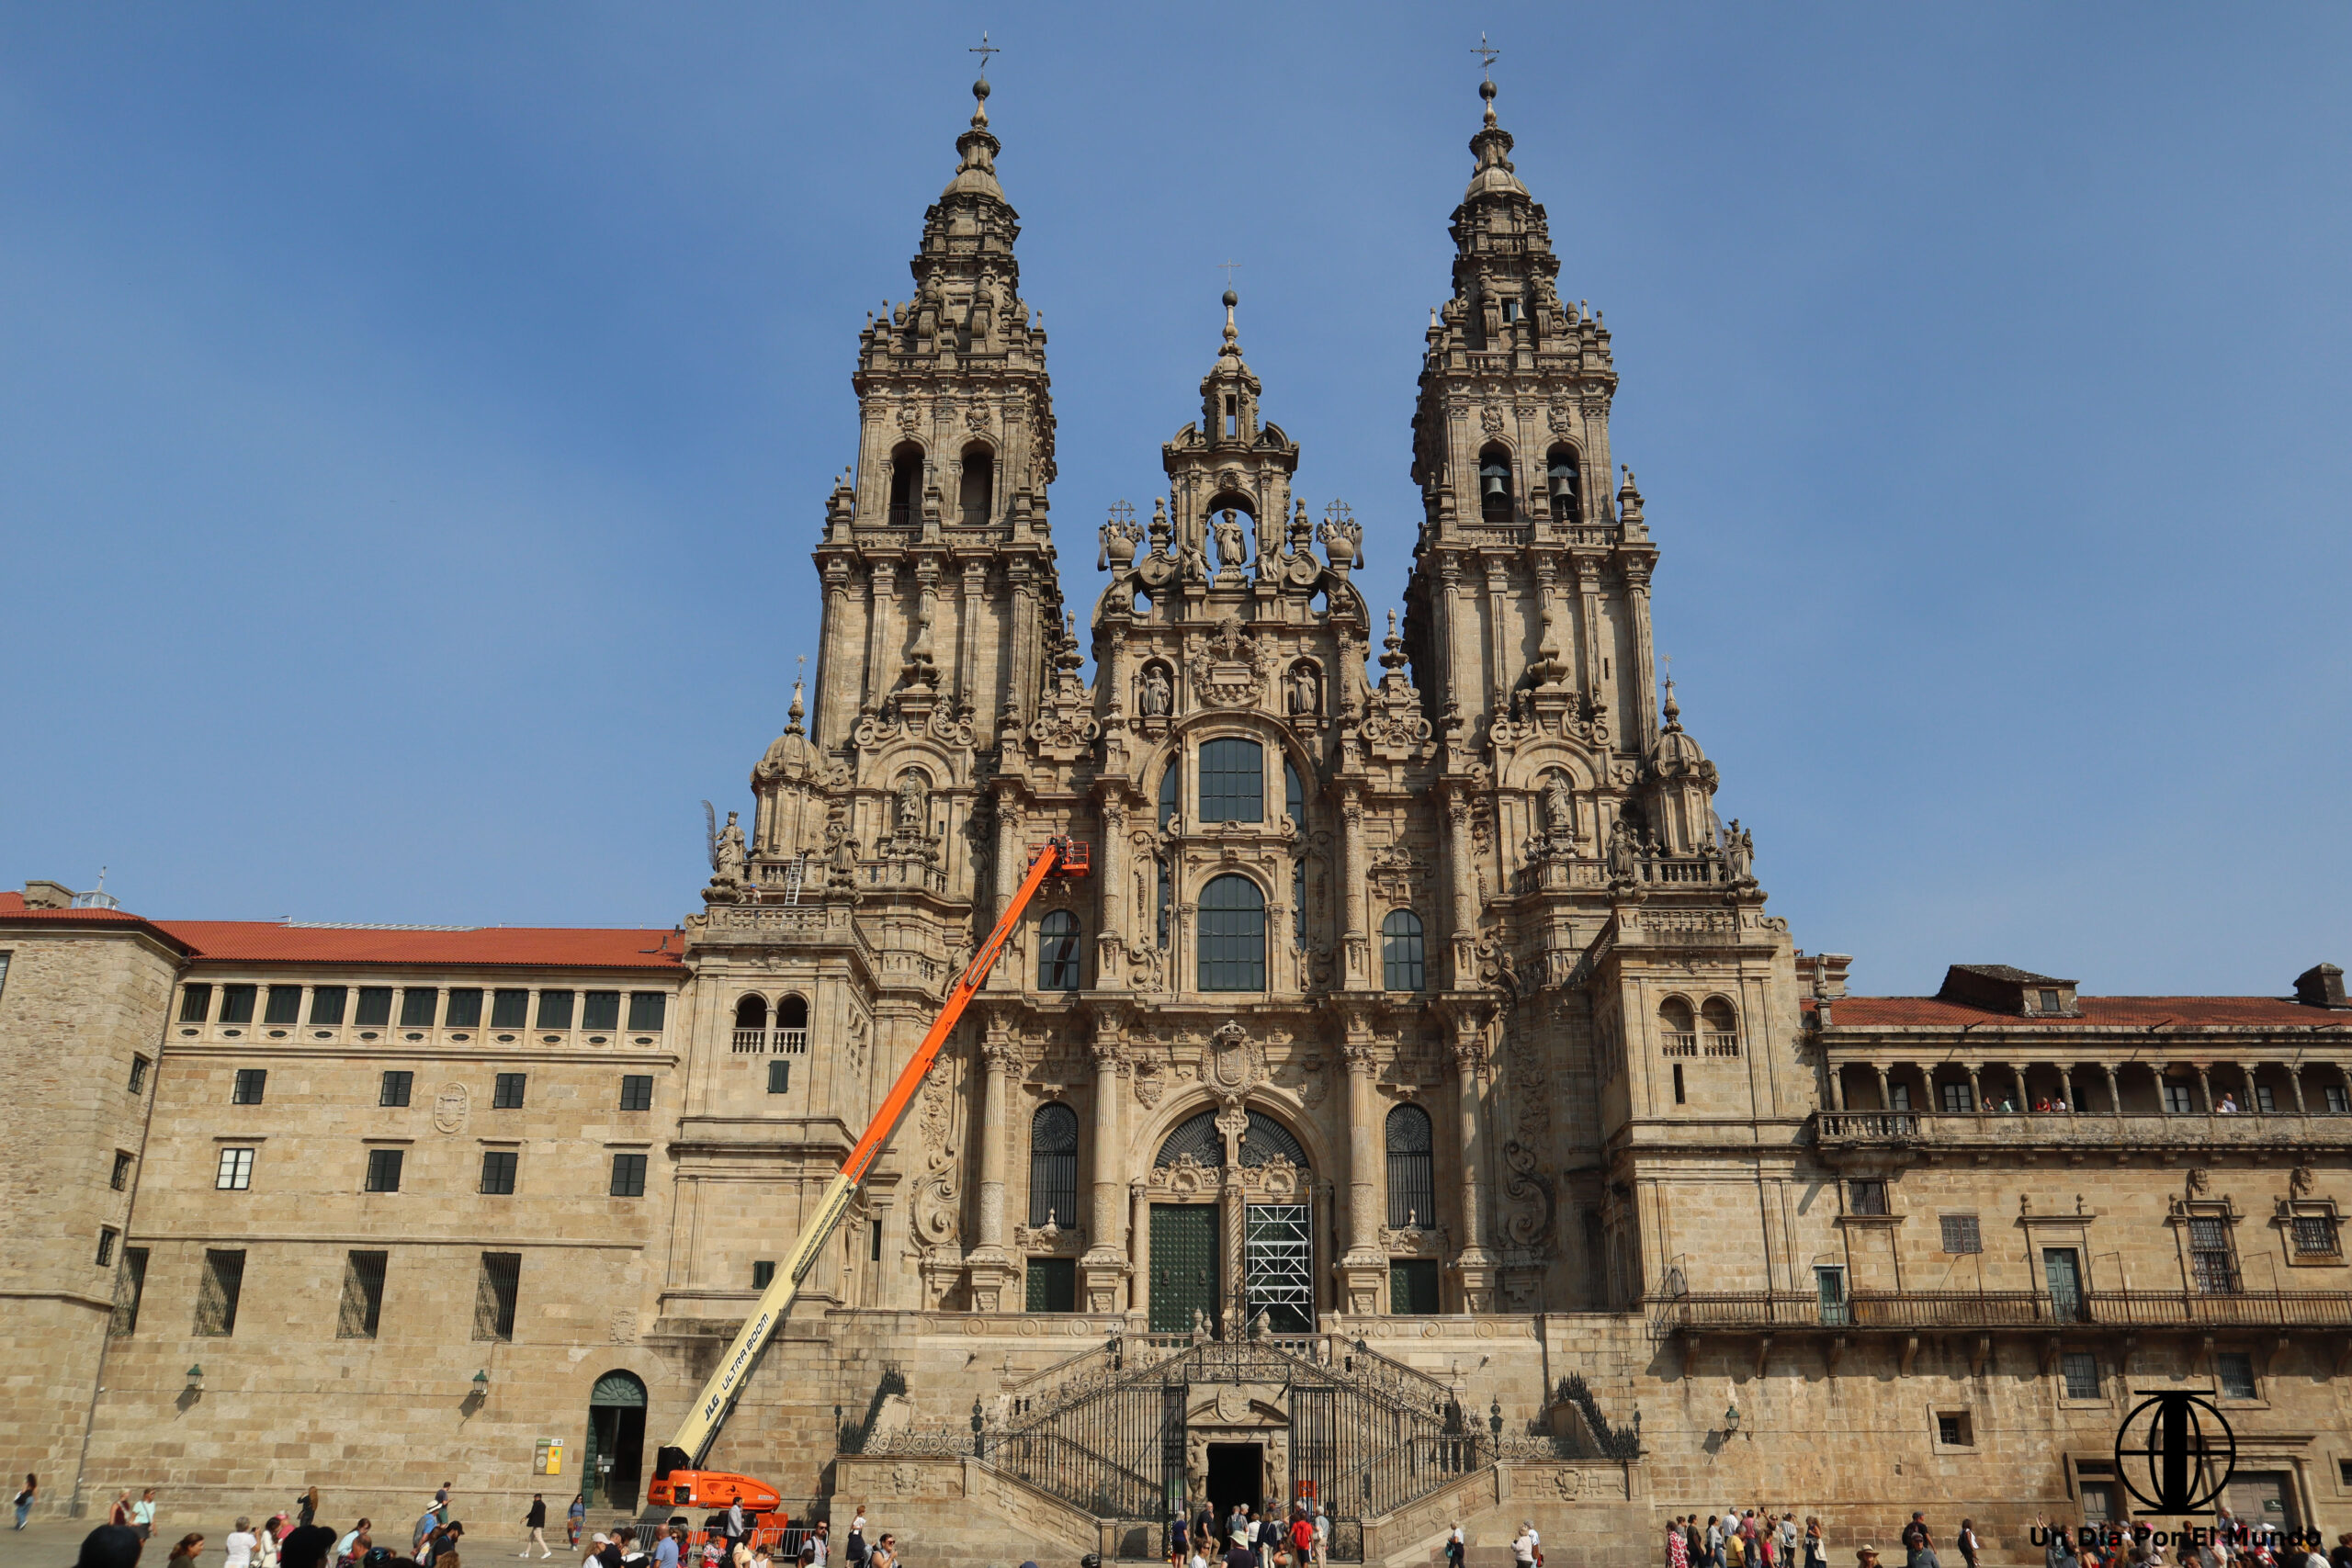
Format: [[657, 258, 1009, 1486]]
[[1028, 1103, 1079, 1228], [1284, 758, 1306, 825], [1385, 1104, 1435, 1228], [1381, 909, 1426, 991], [1037, 909, 1081, 991], [1199, 737, 1264, 823], [1198, 874, 1267, 992]]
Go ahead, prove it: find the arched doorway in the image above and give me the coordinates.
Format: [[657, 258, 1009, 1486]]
[[1147, 1107, 1315, 1336], [582, 1370, 647, 1511]]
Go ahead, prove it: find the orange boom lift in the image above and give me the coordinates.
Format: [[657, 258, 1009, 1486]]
[[648, 837, 1091, 1514]]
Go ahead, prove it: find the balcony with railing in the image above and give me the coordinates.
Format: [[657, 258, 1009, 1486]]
[[1812, 1108, 2352, 1158], [1650, 1285, 2352, 1339]]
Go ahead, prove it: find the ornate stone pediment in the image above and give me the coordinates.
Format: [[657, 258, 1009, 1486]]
[[1204, 1019, 1267, 1097], [1147, 1151, 1219, 1199], [1187, 615, 1275, 708]]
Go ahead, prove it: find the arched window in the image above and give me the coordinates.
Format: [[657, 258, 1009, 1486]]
[[1239, 1110, 1308, 1169], [1478, 443, 1514, 524], [1284, 758, 1306, 826], [1547, 445, 1582, 524], [1658, 996, 1695, 1055], [958, 444, 994, 527], [1381, 909, 1426, 992], [1158, 758, 1181, 829], [1701, 996, 1739, 1057], [888, 443, 922, 528], [777, 993, 810, 1055], [1156, 1109, 1224, 1168], [1198, 874, 1267, 992], [732, 994, 767, 1053], [1037, 909, 1081, 991], [1385, 1104, 1435, 1228], [1199, 737, 1264, 823], [1028, 1103, 1079, 1227]]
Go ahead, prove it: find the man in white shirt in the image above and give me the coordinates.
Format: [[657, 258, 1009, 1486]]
[[226, 1518, 259, 1568], [1513, 1524, 1538, 1568]]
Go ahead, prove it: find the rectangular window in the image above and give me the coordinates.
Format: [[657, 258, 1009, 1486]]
[[110, 1247, 148, 1337], [2254, 1083, 2276, 1113], [609, 1153, 648, 1197], [96, 1227, 117, 1267], [194, 1248, 245, 1337], [364, 1147, 404, 1193], [1815, 1266, 1849, 1325], [232, 1067, 266, 1105], [537, 989, 574, 1030], [765, 1060, 790, 1095], [871, 1218, 883, 1261], [1024, 1256, 1077, 1313], [1888, 1081, 1911, 1111], [2189, 1216, 2239, 1293], [2292, 1214, 2340, 1258], [215, 1147, 254, 1190], [309, 985, 347, 1025], [1940, 1214, 1982, 1254], [264, 985, 302, 1025], [218, 984, 256, 1024], [480, 1150, 518, 1195], [1848, 1179, 1889, 1216], [1937, 1412, 1973, 1447], [2038, 988, 2061, 1013], [1389, 1258, 1441, 1315], [178, 983, 212, 1022], [1939, 1081, 1974, 1113], [445, 987, 483, 1029], [620, 1074, 654, 1111], [399, 987, 437, 1027], [379, 1070, 413, 1108], [492, 1072, 527, 1110], [110, 1151, 132, 1190], [337, 1250, 387, 1339], [1672, 1063, 1686, 1105], [752, 1260, 776, 1290], [2329, 1083, 2352, 1115], [2078, 1483, 2113, 1525], [355, 987, 394, 1027], [2216, 1350, 2257, 1400], [628, 992, 666, 1031], [2164, 1080, 2195, 1114], [2062, 1350, 2099, 1399], [582, 990, 620, 1031], [492, 988, 530, 1028], [1197, 737, 1266, 824], [473, 1251, 521, 1341], [128, 1055, 149, 1095]]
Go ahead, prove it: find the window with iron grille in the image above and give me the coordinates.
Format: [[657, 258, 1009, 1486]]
[[178, 983, 212, 1022], [232, 1068, 266, 1105], [2216, 1350, 2256, 1399], [582, 991, 621, 1031], [752, 1260, 775, 1290], [355, 987, 394, 1027], [1849, 1180, 1889, 1216], [264, 985, 302, 1025], [492, 988, 529, 1028], [379, 1070, 413, 1108], [473, 1251, 521, 1340], [129, 1055, 150, 1095], [609, 1153, 648, 1197], [2061, 1350, 2099, 1399], [1028, 1104, 1079, 1228], [445, 988, 483, 1029], [481, 1150, 518, 1195], [215, 1147, 254, 1190], [627, 992, 666, 1031], [1197, 874, 1266, 992], [338, 1250, 387, 1339], [1937, 1412, 1973, 1447], [400, 988, 437, 1027], [2292, 1214, 2340, 1258], [364, 1148, 403, 1193], [219, 984, 255, 1024], [194, 1248, 246, 1337], [1940, 1214, 1982, 1254], [110, 1247, 148, 1337], [1381, 909, 1426, 992], [1037, 909, 1082, 990], [1385, 1104, 1435, 1229], [110, 1151, 132, 1190], [95, 1228, 117, 1267], [310, 985, 346, 1024], [536, 990, 573, 1030], [1198, 738, 1265, 824], [1024, 1256, 1076, 1313], [2188, 1215, 2239, 1293], [492, 1072, 526, 1110], [620, 1074, 654, 1111]]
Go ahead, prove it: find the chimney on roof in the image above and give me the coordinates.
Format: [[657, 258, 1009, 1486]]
[[21, 879, 74, 910], [1938, 964, 2080, 1018], [2295, 964, 2347, 1010]]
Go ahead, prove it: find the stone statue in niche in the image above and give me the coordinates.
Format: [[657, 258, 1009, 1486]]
[[1139, 664, 1173, 717], [896, 773, 928, 833], [1180, 538, 1211, 583], [1540, 773, 1575, 841], [1213, 509, 1250, 570], [1606, 818, 1638, 883], [1288, 662, 1319, 716]]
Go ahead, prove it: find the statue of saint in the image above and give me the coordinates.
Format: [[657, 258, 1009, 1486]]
[[1541, 773, 1576, 841], [1288, 662, 1319, 716], [1727, 821, 1756, 883], [896, 772, 927, 833], [1179, 539, 1210, 583], [1138, 663, 1173, 717], [713, 810, 747, 885], [1606, 818, 1639, 883], [1213, 508, 1249, 570]]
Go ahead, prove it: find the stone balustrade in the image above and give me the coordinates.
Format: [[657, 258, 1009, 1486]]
[[1813, 1107, 2352, 1156]]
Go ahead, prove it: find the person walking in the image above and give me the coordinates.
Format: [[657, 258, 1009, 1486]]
[[566, 1499, 586, 1552], [166, 1533, 207, 1568], [300, 1491, 321, 1530], [865, 1534, 895, 1568], [227, 1518, 260, 1568], [109, 1491, 133, 1528], [1445, 1527, 1466, 1568], [1959, 1521, 1982, 1568], [1671, 1518, 1691, 1568], [1904, 1516, 1938, 1568], [14, 1473, 37, 1529], [133, 1490, 159, 1542], [1312, 1504, 1329, 1568], [418, 1507, 447, 1557], [724, 1502, 748, 1561], [1514, 1522, 1539, 1568], [523, 1495, 550, 1559], [1806, 1519, 1826, 1568]]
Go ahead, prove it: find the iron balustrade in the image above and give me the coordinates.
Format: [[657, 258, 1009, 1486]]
[[1650, 1287, 2352, 1338]]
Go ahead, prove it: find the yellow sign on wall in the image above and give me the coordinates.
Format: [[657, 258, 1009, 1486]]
[[536, 1438, 563, 1475]]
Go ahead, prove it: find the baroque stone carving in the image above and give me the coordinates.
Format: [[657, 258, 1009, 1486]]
[[1188, 615, 1277, 708]]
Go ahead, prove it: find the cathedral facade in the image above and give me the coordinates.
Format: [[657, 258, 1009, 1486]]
[[7, 76, 2352, 1563]]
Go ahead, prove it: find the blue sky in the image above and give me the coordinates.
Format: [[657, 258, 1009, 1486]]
[[4, 4, 2346, 997]]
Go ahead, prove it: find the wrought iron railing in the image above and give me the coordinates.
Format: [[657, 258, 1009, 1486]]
[[1649, 1286, 2352, 1338]]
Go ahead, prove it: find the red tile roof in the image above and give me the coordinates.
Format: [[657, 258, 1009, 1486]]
[[154, 920, 684, 972], [1822, 995, 2341, 1030]]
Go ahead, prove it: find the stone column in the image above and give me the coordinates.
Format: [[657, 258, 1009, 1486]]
[[991, 789, 1024, 936], [1128, 1179, 1150, 1324], [1623, 560, 1658, 755], [1442, 785, 1478, 990], [1338, 1031, 1386, 1316], [965, 1026, 1021, 1311], [1873, 1064, 1893, 1114], [1340, 787, 1370, 989], [1081, 1022, 1130, 1314], [2011, 1064, 2029, 1111], [2103, 1064, 2124, 1118], [1483, 560, 1512, 715], [2289, 1066, 2309, 1116], [816, 558, 854, 746], [1574, 556, 1603, 702], [956, 561, 988, 715], [1096, 793, 1128, 990], [862, 561, 899, 715], [1448, 1009, 1498, 1312], [2195, 1064, 2214, 1116], [1965, 1065, 1984, 1116]]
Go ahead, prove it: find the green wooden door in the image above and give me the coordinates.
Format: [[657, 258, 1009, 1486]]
[[1150, 1203, 1220, 1335]]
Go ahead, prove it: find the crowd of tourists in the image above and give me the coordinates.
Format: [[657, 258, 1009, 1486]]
[[1663, 1508, 1826, 1568], [1650, 1508, 2352, 1568], [1169, 1498, 1330, 1568]]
